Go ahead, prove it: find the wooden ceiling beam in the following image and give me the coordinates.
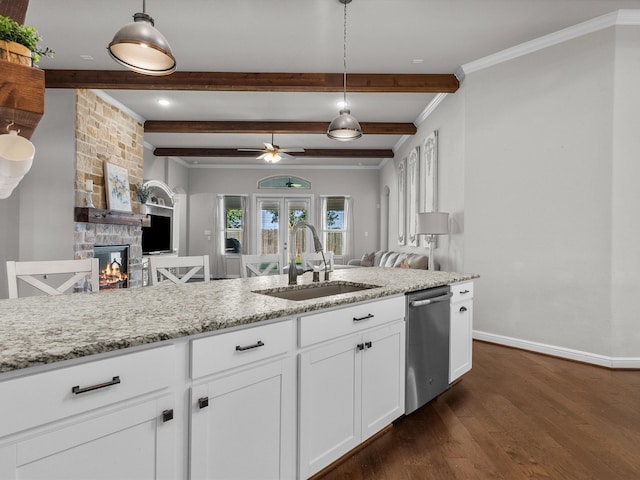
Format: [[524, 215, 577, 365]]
[[44, 70, 459, 93], [0, 0, 29, 23], [144, 120, 416, 136], [153, 148, 394, 159]]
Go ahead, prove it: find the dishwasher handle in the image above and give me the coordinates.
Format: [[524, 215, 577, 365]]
[[409, 292, 452, 308]]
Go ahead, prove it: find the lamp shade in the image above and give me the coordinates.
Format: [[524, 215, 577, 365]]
[[327, 109, 363, 141], [108, 12, 176, 76], [416, 212, 449, 235]]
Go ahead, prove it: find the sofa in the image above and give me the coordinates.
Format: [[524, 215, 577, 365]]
[[347, 250, 429, 270]]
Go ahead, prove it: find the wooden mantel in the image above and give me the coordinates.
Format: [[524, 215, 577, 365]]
[[0, 60, 45, 139], [74, 207, 147, 227]]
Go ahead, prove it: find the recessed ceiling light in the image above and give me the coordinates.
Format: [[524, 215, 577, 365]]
[[157, 99, 171, 107], [412, 58, 424, 64], [80, 54, 94, 61]]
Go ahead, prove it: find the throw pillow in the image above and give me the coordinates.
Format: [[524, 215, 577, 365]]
[[361, 252, 375, 267], [398, 259, 410, 268]]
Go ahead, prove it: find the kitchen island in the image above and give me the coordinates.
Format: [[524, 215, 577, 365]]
[[0, 267, 477, 479]]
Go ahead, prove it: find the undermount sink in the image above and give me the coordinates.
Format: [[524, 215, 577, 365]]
[[253, 281, 380, 301]]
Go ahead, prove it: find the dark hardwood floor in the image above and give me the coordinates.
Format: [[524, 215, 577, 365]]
[[317, 341, 640, 480]]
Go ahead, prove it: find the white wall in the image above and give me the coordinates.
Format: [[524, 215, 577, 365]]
[[0, 193, 20, 298], [0, 90, 76, 299], [610, 26, 640, 357], [384, 25, 639, 361], [18, 90, 76, 262], [381, 90, 467, 272], [464, 28, 617, 357], [186, 167, 380, 266]]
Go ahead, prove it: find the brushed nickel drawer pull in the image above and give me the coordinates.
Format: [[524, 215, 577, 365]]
[[459, 306, 468, 313], [353, 314, 374, 322], [198, 397, 209, 409], [235, 340, 265, 352], [72, 376, 120, 395], [460, 290, 470, 294]]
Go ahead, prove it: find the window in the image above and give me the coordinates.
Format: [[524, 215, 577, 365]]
[[224, 196, 246, 253], [258, 176, 311, 189], [321, 196, 348, 256]]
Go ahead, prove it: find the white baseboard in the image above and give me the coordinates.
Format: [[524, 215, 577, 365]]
[[473, 330, 640, 369]]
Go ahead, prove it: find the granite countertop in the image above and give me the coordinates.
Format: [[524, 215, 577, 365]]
[[0, 267, 478, 374]]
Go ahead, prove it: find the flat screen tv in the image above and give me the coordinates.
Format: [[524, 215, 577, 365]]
[[142, 214, 172, 254]]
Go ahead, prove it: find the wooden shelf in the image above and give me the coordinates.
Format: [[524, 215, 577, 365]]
[[74, 207, 147, 227], [0, 60, 45, 139]]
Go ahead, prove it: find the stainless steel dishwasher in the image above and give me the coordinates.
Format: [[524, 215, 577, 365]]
[[405, 285, 453, 414]]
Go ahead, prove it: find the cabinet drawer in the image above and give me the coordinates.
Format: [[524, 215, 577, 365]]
[[191, 320, 293, 379], [299, 296, 405, 348], [0, 345, 174, 438], [451, 281, 474, 303]]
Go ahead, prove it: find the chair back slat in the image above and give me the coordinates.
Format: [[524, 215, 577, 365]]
[[240, 254, 282, 278], [6, 259, 100, 299], [149, 255, 210, 286]]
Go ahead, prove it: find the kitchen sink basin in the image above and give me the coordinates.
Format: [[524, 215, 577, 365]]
[[253, 281, 380, 301]]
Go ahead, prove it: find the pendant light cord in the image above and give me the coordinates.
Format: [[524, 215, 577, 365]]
[[343, 0, 348, 105]]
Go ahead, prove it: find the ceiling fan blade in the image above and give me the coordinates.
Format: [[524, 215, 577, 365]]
[[238, 148, 264, 152], [280, 148, 305, 153], [256, 153, 268, 160], [264, 143, 274, 150], [280, 152, 295, 159]]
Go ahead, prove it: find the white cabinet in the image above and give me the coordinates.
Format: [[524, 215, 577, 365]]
[[449, 281, 474, 383], [298, 297, 405, 479], [0, 346, 176, 480], [190, 320, 295, 480]]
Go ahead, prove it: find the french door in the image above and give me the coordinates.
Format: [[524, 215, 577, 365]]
[[255, 195, 314, 268]]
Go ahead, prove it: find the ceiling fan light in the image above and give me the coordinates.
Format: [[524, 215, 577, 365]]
[[108, 12, 176, 76], [327, 108, 363, 141], [264, 152, 282, 163]]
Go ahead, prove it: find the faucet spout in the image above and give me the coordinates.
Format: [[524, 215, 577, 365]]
[[288, 221, 324, 285]]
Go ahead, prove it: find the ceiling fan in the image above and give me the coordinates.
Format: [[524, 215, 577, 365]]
[[285, 178, 302, 188], [238, 134, 305, 163]]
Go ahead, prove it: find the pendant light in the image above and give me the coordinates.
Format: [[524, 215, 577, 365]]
[[327, 0, 363, 141], [108, 0, 176, 76]]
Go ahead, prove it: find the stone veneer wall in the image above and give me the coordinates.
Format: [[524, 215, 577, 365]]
[[73, 89, 145, 288]]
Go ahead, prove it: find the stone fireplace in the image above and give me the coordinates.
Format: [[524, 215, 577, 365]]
[[72, 89, 145, 288], [75, 223, 143, 288]]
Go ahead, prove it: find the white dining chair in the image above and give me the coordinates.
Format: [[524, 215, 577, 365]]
[[6, 258, 100, 299], [148, 255, 210, 286], [301, 251, 335, 272], [240, 254, 282, 278]]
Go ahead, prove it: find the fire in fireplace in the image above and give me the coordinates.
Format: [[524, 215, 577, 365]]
[[94, 245, 129, 290]]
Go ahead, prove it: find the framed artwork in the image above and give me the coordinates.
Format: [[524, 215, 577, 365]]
[[420, 130, 438, 246], [103, 162, 132, 212], [420, 130, 438, 212], [397, 157, 406, 245], [406, 146, 420, 246]]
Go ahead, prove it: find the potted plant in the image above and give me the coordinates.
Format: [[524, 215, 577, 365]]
[[135, 183, 151, 215], [0, 14, 54, 66]]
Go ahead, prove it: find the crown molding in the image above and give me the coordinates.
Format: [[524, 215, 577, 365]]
[[461, 9, 640, 76]]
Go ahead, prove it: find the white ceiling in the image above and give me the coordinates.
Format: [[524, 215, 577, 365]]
[[24, 0, 640, 167]]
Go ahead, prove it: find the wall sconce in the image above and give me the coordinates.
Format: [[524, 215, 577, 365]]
[[0, 125, 35, 199], [416, 212, 449, 270]]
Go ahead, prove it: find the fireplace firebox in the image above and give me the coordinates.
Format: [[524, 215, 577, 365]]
[[94, 245, 129, 290]]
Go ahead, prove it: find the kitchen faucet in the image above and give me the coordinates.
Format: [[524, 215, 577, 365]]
[[288, 221, 327, 285]]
